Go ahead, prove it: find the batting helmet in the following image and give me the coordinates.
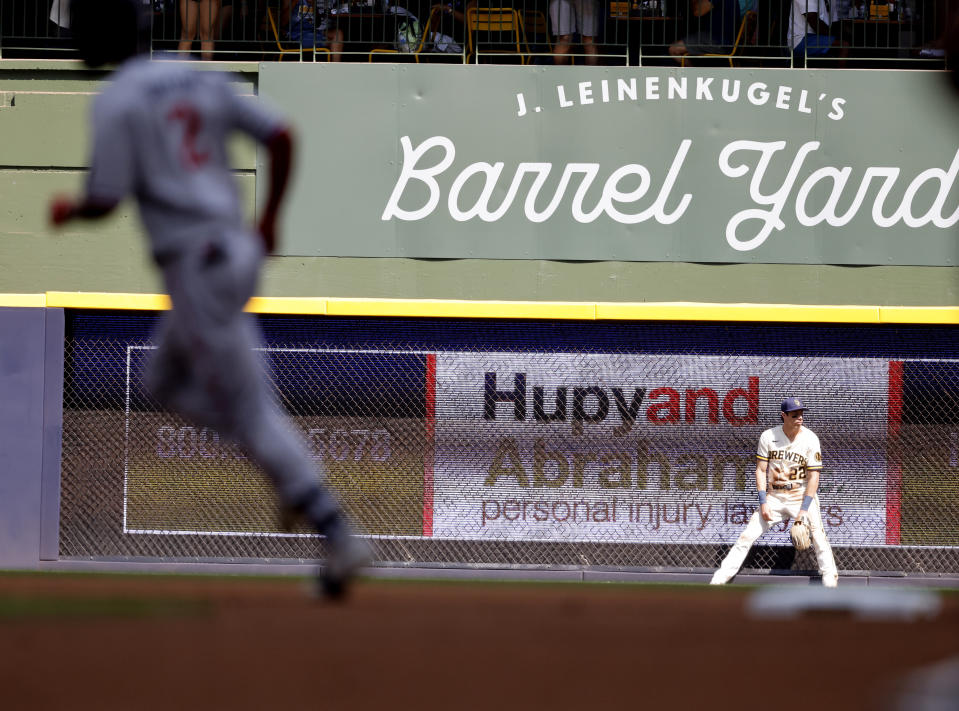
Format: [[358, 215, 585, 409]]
[[71, 0, 150, 67]]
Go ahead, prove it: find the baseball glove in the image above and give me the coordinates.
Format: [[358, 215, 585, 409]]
[[790, 516, 812, 551]]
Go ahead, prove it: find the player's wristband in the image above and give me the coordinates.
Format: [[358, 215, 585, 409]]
[[757, 491, 767, 505], [802, 495, 814, 511]]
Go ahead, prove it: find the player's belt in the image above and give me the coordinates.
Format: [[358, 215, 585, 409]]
[[771, 483, 799, 490]]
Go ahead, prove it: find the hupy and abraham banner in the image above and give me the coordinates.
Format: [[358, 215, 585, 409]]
[[261, 65, 959, 266], [430, 354, 891, 546]]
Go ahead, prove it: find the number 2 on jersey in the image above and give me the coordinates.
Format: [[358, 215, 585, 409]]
[[167, 102, 210, 169]]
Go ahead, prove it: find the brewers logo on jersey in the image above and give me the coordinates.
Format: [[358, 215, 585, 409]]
[[757, 426, 823, 504]]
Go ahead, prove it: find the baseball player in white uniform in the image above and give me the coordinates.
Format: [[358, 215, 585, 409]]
[[50, 0, 369, 598], [711, 397, 839, 587]]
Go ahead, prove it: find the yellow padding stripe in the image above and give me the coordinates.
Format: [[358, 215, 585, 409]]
[[0, 294, 47, 307], [326, 298, 596, 320], [879, 306, 959, 324], [596, 303, 881, 323], [5, 292, 957, 324], [246, 297, 327, 315], [46, 292, 171, 310]]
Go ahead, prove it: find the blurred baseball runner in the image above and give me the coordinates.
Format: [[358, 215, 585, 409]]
[[49, 0, 370, 598], [711, 397, 839, 587]]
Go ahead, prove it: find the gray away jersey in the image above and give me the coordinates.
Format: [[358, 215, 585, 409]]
[[85, 57, 285, 253]]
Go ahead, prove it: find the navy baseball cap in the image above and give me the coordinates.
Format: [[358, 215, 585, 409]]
[[781, 397, 807, 413]]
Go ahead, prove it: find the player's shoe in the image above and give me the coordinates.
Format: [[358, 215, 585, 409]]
[[318, 535, 372, 601]]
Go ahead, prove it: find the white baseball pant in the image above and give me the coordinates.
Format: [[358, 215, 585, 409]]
[[145, 228, 339, 522], [711, 492, 838, 587]]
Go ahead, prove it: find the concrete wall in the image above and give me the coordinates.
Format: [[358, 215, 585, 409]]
[[0, 59, 957, 306], [0, 307, 62, 568]]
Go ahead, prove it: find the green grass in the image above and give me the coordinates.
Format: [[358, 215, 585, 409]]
[[0, 569, 956, 602], [0, 595, 210, 621]]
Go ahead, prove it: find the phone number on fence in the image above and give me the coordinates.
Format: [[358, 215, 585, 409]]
[[154, 425, 392, 463]]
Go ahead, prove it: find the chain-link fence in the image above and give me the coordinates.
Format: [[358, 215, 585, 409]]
[[59, 311, 959, 576], [1, 0, 952, 65]]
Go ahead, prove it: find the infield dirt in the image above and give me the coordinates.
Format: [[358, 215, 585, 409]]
[[0, 573, 955, 710]]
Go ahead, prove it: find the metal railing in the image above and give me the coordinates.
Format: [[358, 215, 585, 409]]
[[0, 0, 951, 66]]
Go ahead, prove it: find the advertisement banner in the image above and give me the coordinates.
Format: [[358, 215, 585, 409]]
[[113, 341, 954, 548], [260, 65, 959, 266], [432, 353, 890, 545], [122, 347, 430, 538]]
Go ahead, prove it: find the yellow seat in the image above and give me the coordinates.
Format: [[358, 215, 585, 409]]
[[682, 10, 756, 67], [266, 5, 331, 61], [466, 7, 529, 64], [608, 1, 630, 17], [369, 6, 440, 63]]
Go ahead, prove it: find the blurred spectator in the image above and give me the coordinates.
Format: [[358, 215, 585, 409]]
[[178, 0, 220, 59], [218, 0, 234, 39], [828, 0, 857, 49], [669, 0, 740, 59], [49, 0, 71, 37], [428, 0, 534, 59], [789, 0, 848, 64], [917, 0, 949, 57], [283, 0, 344, 60], [429, 1, 467, 35], [550, 0, 600, 64], [424, 0, 470, 53], [831, 0, 855, 18]]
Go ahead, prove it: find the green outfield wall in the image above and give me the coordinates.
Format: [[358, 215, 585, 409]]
[[1, 60, 958, 306]]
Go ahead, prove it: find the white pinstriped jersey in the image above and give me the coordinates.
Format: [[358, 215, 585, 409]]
[[85, 56, 285, 254], [757, 425, 822, 503]]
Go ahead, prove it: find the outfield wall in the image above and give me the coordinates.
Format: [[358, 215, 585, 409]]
[[2, 299, 958, 582], [1, 61, 959, 305], [0, 307, 61, 568], [1, 60, 958, 582]]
